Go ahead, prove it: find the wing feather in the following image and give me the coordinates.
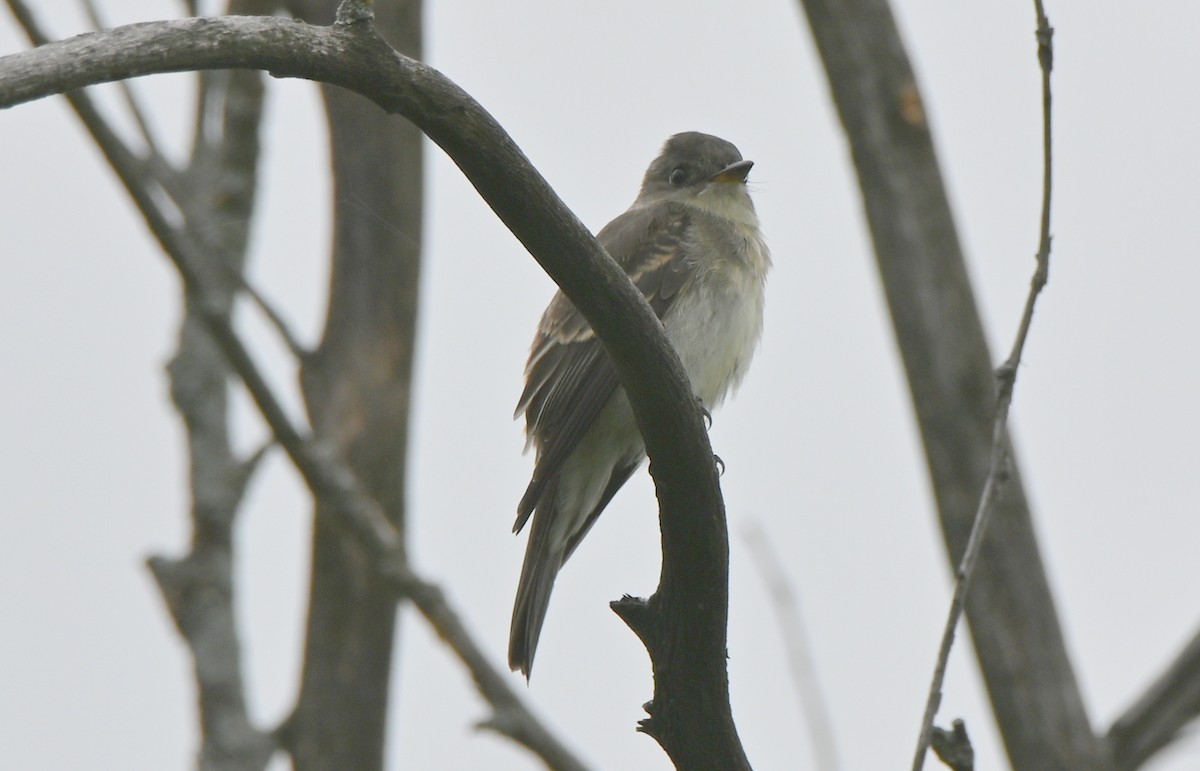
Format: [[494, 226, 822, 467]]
[[513, 203, 692, 531]]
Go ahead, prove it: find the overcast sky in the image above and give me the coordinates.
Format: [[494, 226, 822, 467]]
[[3, 1, 1199, 769]]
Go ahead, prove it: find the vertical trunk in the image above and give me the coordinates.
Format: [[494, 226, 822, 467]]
[[283, 2, 424, 768]]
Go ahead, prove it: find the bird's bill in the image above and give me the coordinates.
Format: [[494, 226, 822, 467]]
[[709, 159, 754, 184]]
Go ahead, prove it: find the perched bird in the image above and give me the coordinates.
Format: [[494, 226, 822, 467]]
[[509, 132, 770, 677]]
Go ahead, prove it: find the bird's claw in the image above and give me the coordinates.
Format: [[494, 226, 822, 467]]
[[714, 454, 726, 476]]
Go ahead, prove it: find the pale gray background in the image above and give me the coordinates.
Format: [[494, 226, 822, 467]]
[[2, 1, 1198, 769]]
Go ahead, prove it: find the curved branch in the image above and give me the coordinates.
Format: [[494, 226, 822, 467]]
[[0, 14, 717, 567], [0, 17, 687, 426], [0, 12, 744, 766]]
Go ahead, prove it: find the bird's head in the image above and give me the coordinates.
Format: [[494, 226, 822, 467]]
[[636, 132, 755, 219]]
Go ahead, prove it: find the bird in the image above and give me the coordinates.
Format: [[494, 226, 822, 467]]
[[509, 132, 770, 677]]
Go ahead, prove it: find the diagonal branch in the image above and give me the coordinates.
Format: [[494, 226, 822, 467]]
[[1, 7, 598, 767], [911, 10, 1056, 766], [238, 276, 309, 358], [0, 19, 713, 480], [151, 174, 591, 770], [792, 0, 1108, 768], [1108, 624, 1200, 770], [387, 564, 590, 771], [742, 522, 840, 771], [6, 3, 275, 770], [77, 0, 167, 159]]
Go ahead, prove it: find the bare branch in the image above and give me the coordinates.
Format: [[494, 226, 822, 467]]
[[0, 10, 745, 765], [149, 551, 277, 771], [742, 522, 840, 771], [2, 13, 588, 768], [77, 0, 169, 159], [0, 11, 720, 556], [910, 7, 1056, 769], [792, 0, 1107, 767], [179, 251, 590, 769], [0, 6, 758, 764], [6, 4, 276, 769], [240, 277, 309, 358], [281, 1, 421, 765], [385, 563, 590, 771], [1108, 625, 1200, 770]]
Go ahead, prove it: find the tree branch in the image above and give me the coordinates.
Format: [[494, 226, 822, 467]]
[[0, 8, 735, 766], [0, 12, 724, 567], [911, 9, 1055, 765], [5, 3, 276, 769], [278, 0, 424, 767], [742, 522, 840, 771], [0, 10, 746, 765], [1108, 624, 1200, 770], [385, 563, 590, 771], [77, 0, 165, 158], [0, 21, 712, 486], [792, 0, 1108, 767]]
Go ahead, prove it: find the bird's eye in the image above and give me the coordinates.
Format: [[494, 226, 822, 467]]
[[668, 167, 688, 186]]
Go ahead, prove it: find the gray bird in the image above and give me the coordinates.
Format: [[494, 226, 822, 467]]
[[510, 132, 771, 677]]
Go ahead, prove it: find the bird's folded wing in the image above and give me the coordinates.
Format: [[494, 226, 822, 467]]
[[513, 203, 694, 532]]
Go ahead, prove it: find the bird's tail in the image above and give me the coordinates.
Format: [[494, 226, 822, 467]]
[[509, 495, 565, 679]]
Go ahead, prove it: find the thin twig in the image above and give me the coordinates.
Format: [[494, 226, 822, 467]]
[[78, 0, 169, 161], [239, 277, 310, 358], [386, 562, 590, 771], [910, 5, 1055, 770], [742, 521, 841, 771]]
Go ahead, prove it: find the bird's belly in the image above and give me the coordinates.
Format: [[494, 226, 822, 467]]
[[664, 275, 764, 408]]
